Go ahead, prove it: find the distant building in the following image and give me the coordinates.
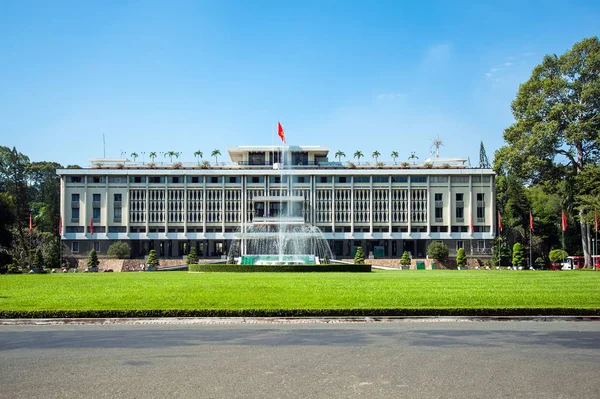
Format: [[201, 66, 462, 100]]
[[57, 145, 495, 259]]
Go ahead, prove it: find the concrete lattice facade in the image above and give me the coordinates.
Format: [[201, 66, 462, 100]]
[[57, 145, 495, 260]]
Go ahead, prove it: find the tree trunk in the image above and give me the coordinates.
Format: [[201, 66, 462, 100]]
[[579, 210, 592, 268]]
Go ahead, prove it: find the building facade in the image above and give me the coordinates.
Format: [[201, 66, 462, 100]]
[[57, 145, 495, 260]]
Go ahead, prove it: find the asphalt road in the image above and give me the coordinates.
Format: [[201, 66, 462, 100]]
[[1, 320, 599, 398]]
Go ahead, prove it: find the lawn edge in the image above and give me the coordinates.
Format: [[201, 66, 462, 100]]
[[2, 307, 600, 319]]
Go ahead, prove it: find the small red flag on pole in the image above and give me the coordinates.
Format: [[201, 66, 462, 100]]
[[90, 217, 94, 235], [29, 213, 33, 234], [497, 211, 502, 232], [561, 210, 567, 232], [277, 122, 286, 143], [529, 211, 535, 233]]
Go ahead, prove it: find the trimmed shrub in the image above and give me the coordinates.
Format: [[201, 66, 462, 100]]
[[456, 248, 467, 267], [87, 249, 99, 269], [107, 241, 131, 259], [512, 243, 525, 267], [427, 241, 449, 261], [147, 250, 160, 269], [186, 247, 199, 265], [549, 249, 568, 263], [400, 251, 411, 266], [354, 246, 365, 264], [188, 264, 371, 273], [535, 257, 546, 269]]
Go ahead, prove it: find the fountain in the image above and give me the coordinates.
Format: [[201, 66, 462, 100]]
[[227, 145, 334, 265]]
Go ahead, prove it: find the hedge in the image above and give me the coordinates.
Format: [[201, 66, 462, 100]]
[[188, 264, 372, 273], [1, 307, 599, 319]]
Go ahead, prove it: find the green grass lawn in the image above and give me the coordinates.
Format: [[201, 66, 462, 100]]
[[2, 270, 600, 316]]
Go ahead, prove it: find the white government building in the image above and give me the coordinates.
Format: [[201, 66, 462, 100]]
[[57, 145, 496, 260]]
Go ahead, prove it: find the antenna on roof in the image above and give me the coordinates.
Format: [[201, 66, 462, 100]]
[[431, 137, 443, 158]]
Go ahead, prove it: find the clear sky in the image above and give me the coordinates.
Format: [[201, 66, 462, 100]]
[[1, 0, 599, 167]]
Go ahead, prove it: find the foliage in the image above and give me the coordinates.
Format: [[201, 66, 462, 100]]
[[211, 149, 221, 165], [372, 151, 381, 163], [186, 247, 198, 265], [456, 248, 467, 267], [147, 249, 160, 268], [400, 251, 411, 266], [87, 249, 99, 269], [335, 150, 345, 163], [33, 248, 44, 268], [535, 257, 547, 269], [353, 151, 363, 165], [427, 241, 449, 261], [172, 162, 182, 169], [495, 37, 600, 267], [107, 241, 131, 259], [227, 252, 235, 265], [347, 162, 356, 169], [354, 246, 365, 264], [423, 162, 433, 169], [390, 151, 399, 164], [194, 150, 203, 165], [549, 249, 568, 263], [479, 141, 490, 168], [512, 243, 525, 267]]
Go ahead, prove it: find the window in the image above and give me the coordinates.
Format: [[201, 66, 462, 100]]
[[130, 176, 146, 183], [392, 176, 408, 183], [228, 176, 240, 183], [456, 240, 464, 250], [114, 207, 122, 219], [114, 194, 122, 202], [318, 176, 332, 183], [430, 176, 448, 183], [169, 176, 181, 184], [94, 242, 100, 252], [455, 193, 464, 220], [434, 193, 443, 221], [93, 194, 101, 202], [209, 176, 222, 184], [293, 176, 308, 183], [88, 176, 105, 183], [477, 240, 485, 251], [108, 176, 127, 183], [66, 226, 84, 233], [477, 193, 485, 220], [71, 207, 80, 220], [71, 193, 80, 202], [69, 176, 82, 183], [292, 152, 308, 165], [335, 176, 348, 183], [372, 176, 388, 183], [247, 176, 264, 184], [249, 152, 265, 165], [149, 176, 163, 184], [71, 242, 79, 252], [411, 176, 427, 183], [354, 176, 369, 183], [93, 208, 101, 219], [456, 193, 464, 201], [451, 176, 469, 183], [269, 176, 287, 184]]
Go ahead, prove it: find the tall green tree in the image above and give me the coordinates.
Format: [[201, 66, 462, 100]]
[[372, 151, 381, 163], [353, 151, 363, 165], [495, 37, 600, 267], [0, 147, 31, 244], [512, 243, 525, 267], [390, 151, 399, 165]]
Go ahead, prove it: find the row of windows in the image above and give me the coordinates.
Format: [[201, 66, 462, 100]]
[[69, 175, 491, 185]]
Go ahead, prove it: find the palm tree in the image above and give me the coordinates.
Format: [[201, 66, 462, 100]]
[[372, 150, 381, 163], [165, 151, 177, 162], [409, 151, 419, 164], [391, 151, 399, 165], [211, 149, 221, 165], [149, 152, 157, 163], [194, 150, 203, 165], [130, 152, 138, 163], [354, 150, 363, 165], [335, 150, 345, 163]]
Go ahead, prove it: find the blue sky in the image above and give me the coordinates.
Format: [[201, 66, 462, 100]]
[[1, 0, 599, 167]]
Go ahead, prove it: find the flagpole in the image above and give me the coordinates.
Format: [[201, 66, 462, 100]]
[[529, 225, 532, 269]]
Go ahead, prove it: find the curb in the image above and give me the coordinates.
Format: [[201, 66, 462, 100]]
[[2, 316, 600, 326]]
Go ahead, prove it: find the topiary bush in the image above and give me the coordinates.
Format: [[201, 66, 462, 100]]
[[512, 243, 525, 267], [549, 249, 568, 263], [107, 241, 131, 259], [87, 249, 99, 270], [354, 246, 365, 264], [147, 249, 160, 270], [427, 241, 449, 261], [456, 247, 467, 267], [400, 251, 411, 267], [186, 247, 199, 265]]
